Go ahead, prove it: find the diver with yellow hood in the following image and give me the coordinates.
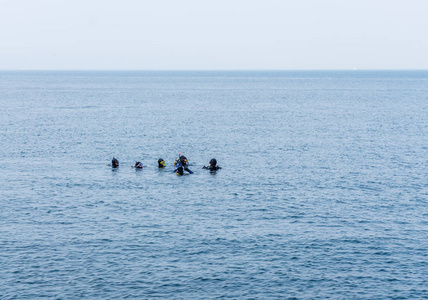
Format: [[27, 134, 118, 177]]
[[158, 158, 166, 168]]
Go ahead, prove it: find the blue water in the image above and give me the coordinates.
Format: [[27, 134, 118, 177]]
[[0, 71, 427, 299]]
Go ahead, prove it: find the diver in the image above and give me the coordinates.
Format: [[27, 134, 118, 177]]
[[134, 161, 143, 169], [203, 158, 221, 171], [174, 155, 193, 175], [158, 158, 166, 168], [111, 157, 119, 168]]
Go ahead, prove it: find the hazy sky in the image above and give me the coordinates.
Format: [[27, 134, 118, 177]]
[[1, 0, 427, 70]]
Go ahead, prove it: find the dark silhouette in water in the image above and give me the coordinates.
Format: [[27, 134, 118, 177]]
[[111, 157, 119, 168], [203, 158, 221, 171], [134, 161, 143, 169]]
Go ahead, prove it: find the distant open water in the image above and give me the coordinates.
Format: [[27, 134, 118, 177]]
[[0, 71, 427, 299]]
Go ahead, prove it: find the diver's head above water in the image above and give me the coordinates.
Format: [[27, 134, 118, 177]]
[[158, 158, 166, 168], [134, 161, 143, 168], [179, 155, 188, 166], [112, 157, 119, 168], [209, 158, 217, 166], [176, 166, 184, 175]]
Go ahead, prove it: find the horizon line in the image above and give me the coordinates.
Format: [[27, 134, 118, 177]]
[[1, 69, 428, 72]]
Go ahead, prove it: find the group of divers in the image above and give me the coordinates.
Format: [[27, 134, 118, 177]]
[[108, 154, 221, 175]]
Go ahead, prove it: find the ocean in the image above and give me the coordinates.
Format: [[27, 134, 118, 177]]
[[0, 71, 427, 299]]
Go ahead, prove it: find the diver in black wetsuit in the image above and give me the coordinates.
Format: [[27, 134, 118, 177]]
[[134, 161, 143, 169], [174, 155, 193, 175], [111, 157, 119, 168], [158, 158, 166, 168], [203, 158, 221, 171]]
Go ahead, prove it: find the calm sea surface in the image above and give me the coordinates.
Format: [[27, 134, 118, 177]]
[[0, 71, 427, 299]]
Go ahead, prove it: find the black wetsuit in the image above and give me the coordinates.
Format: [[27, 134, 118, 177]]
[[112, 157, 119, 168], [158, 159, 166, 168], [203, 165, 221, 171]]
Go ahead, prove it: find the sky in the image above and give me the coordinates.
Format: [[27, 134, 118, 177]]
[[0, 0, 427, 70]]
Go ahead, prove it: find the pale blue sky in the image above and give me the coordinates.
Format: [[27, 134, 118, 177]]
[[1, 0, 427, 70]]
